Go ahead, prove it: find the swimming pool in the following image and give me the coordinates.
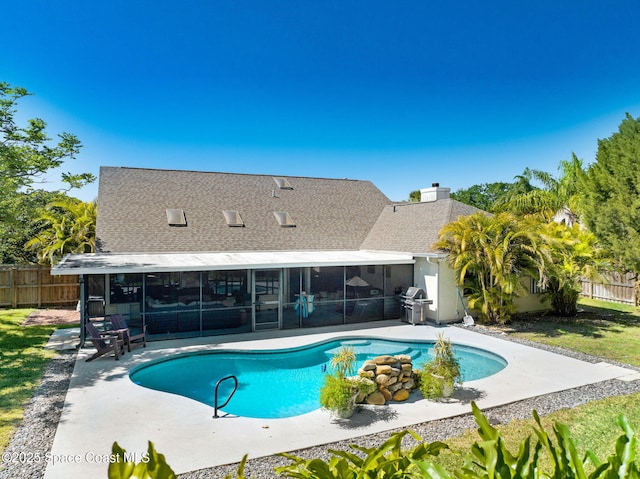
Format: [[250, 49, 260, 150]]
[[130, 337, 507, 418]]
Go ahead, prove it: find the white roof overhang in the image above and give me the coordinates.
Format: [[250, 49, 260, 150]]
[[51, 250, 415, 276], [412, 252, 449, 259]]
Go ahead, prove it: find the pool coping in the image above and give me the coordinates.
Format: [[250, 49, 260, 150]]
[[44, 321, 638, 478]]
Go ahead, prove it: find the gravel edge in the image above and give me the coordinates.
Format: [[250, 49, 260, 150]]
[[1, 327, 639, 479]]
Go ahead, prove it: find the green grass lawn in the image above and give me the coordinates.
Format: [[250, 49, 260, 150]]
[[429, 392, 640, 474], [0, 309, 57, 453], [500, 298, 640, 367]]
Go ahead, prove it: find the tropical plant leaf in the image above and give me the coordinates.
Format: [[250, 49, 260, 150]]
[[108, 441, 177, 479]]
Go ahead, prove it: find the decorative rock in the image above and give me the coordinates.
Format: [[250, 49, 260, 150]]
[[366, 391, 386, 405], [379, 388, 393, 401], [403, 378, 415, 389], [361, 360, 377, 371], [388, 382, 403, 393], [393, 388, 410, 401], [351, 354, 420, 406], [374, 355, 397, 365], [396, 354, 412, 363]]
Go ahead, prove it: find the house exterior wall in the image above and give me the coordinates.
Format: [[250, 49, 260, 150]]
[[413, 257, 437, 322], [514, 277, 550, 312], [436, 262, 462, 324], [412, 257, 460, 324]]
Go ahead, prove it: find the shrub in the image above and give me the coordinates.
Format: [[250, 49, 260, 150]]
[[277, 430, 448, 478]]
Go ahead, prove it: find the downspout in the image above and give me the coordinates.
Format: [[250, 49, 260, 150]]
[[79, 274, 86, 348]]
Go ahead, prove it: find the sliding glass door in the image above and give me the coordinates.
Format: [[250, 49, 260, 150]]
[[253, 269, 281, 330]]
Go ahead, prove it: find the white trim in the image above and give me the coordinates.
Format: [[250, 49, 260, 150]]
[[52, 250, 415, 275]]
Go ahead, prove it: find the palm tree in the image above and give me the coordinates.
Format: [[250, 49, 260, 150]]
[[537, 221, 610, 316], [493, 154, 586, 224], [25, 197, 96, 264], [434, 212, 544, 324]]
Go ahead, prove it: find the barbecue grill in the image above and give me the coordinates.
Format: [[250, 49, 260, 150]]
[[400, 287, 433, 325]]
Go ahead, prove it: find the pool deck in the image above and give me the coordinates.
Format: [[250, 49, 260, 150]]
[[44, 321, 638, 478]]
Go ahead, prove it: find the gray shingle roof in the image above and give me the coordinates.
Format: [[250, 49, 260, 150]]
[[95, 167, 392, 253], [360, 199, 481, 253]]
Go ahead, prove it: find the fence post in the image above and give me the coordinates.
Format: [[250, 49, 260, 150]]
[[10, 266, 17, 308], [37, 265, 43, 308]]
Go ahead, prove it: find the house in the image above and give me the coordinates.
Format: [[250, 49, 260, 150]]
[[53, 167, 543, 340]]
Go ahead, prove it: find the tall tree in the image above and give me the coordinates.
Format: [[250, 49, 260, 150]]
[[450, 182, 512, 211], [581, 113, 640, 276], [408, 190, 421, 202], [0, 189, 60, 263], [0, 82, 95, 263]]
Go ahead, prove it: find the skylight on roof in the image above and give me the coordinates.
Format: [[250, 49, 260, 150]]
[[166, 209, 187, 226], [273, 211, 296, 227], [223, 210, 244, 227], [273, 177, 293, 190]]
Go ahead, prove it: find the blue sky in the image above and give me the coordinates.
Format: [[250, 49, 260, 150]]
[[4, 1, 640, 202]]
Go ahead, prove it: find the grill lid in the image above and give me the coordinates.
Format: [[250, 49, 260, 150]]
[[403, 287, 424, 299]]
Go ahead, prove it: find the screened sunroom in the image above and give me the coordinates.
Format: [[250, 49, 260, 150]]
[[55, 250, 414, 340]]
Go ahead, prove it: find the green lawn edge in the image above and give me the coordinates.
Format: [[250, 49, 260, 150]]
[[0, 309, 57, 453]]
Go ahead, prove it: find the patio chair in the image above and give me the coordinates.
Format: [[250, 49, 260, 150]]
[[85, 322, 125, 362], [109, 314, 147, 352]]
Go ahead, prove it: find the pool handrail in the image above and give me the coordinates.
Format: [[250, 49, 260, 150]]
[[213, 375, 238, 418]]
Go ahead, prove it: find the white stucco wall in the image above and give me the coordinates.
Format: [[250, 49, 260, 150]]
[[413, 256, 462, 324]]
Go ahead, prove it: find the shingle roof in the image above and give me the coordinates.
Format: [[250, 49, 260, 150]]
[[360, 199, 481, 253], [95, 167, 392, 253]]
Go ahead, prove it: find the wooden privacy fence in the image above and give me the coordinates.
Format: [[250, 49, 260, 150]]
[[0, 265, 79, 308], [580, 271, 638, 306]]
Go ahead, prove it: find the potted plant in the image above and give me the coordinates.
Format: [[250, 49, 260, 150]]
[[319, 346, 374, 418], [418, 334, 461, 400], [320, 374, 358, 418]]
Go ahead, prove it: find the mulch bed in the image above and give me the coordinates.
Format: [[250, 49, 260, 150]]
[[21, 308, 80, 326]]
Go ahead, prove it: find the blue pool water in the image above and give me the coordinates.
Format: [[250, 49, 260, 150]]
[[130, 337, 507, 419]]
